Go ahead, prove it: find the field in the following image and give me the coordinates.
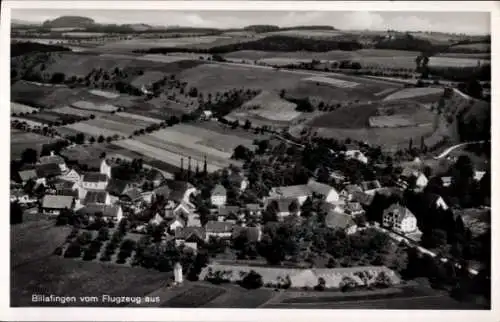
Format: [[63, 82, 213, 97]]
[[161, 285, 226, 308], [114, 112, 163, 124], [100, 113, 159, 128], [240, 91, 300, 122], [51, 106, 107, 118], [447, 42, 490, 53], [96, 36, 232, 51], [383, 87, 444, 101], [136, 54, 195, 63], [71, 101, 120, 112], [302, 76, 359, 88], [429, 57, 490, 68], [264, 29, 346, 39], [62, 121, 127, 138], [11, 102, 39, 114], [11, 130, 59, 159], [130, 71, 166, 88], [88, 89, 121, 99]]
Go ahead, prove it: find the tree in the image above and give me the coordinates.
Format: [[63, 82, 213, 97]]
[[97, 227, 110, 241], [243, 120, 252, 130], [50, 72, 66, 84], [97, 135, 105, 143], [232, 145, 253, 161], [421, 229, 448, 249], [314, 277, 326, 291], [239, 270, 263, 289], [21, 148, 37, 164], [374, 271, 392, 288]]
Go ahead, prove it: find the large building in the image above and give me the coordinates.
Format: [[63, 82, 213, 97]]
[[382, 203, 418, 235]]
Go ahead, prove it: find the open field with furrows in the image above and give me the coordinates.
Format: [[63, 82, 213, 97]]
[[429, 57, 490, 68], [114, 112, 163, 124], [224, 49, 421, 62], [446, 42, 490, 53], [194, 120, 271, 141], [11, 130, 59, 159], [383, 87, 444, 101], [100, 113, 160, 128], [112, 139, 224, 173], [239, 91, 301, 122], [135, 54, 196, 63], [71, 101, 120, 112], [88, 89, 121, 99], [51, 106, 108, 118], [11, 102, 39, 114], [62, 121, 128, 138], [124, 99, 193, 118], [436, 52, 490, 60]]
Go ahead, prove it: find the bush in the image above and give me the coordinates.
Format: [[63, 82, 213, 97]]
[[239, 270, 263, 290], [53, 247, 63, 256], [64, 242, 82, 258]]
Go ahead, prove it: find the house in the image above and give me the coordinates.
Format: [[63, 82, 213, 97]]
[[205, 221, 235, 241], [382, 203, 418, 235], [211, 184, 227, 207], [120, 188, 142, 203], [325, 211, 358, 234], [400, 168, 428, 190], [39, 153, 67, 173], [245, 203, 263, 217], [172, 202, 195, 218], [168, 217, 187, 232], [145, 169, 164, 188], [55, 180, 79, 197], [81, 173, 109, 191], [58, 168, 81, 183], [83, 190, 111, 205], [344, 202, 365, 216], [269, 185, 310, 205], [201, 110, 213, 120], [76, 204, 123, 222], [425, 193, 449, 211], [100, 159, 112, 178], [361, 180, 382, 195], [18, 169, 40, 184], [175, 227, 206, 252], [36, 163, 62, 179], [271, 198, 300, 218], [149, 213, 165, 226], [345, 150, 368, 164], [187, 214, 202, 227], [217, 206, 241, 222], [340, 184, 363, 201], [40, 195, 74, 216], [306, 179, 339, 204]]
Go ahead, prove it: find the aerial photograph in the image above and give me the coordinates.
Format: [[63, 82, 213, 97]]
[[9, 8, 491, 310]]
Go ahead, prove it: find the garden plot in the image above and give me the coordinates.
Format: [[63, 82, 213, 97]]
[[136, 54, 193, 63], [88, 89, 121, 99], [71, 101, 120, 112], [11, 102, 39, 114], [115, 112, 162, 124], [51, 106, 106, 118], [112, 139, 223, 173], [383, 88, 444, 101], [301, 76, 359, 88], [63, 122, 128, 138], [84, 118, 145, 136], [100, 114, 157, 129]]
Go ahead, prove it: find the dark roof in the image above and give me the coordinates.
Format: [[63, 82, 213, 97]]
[[218, 206, 241, 217], [343, 184, 363, 194], [361, 180, 382, 191], [206, 221, 235, 233], [57, 188, 78, 197], [211, 184, 227, 197], [383, 203, 415, 223], [106, 179, 131, 196], [76, 204, 122, 218], [42, 195, 74, 209], [83, 191, 109, 205], [325, 212, 356, 230], [36, 163, 61, 178], [82, 172, 108, 183], [307, 179, 335, 196], [175, 227, 206, 240], [352, 191, 375, 206], [18, 169, 38, 182]]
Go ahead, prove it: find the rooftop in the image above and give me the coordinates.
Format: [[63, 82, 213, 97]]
[[325, 211, 356, 230], [206, 220, 235, 233], [82, 172, 108, 183], [76, 204, 122, 218], [211, 184, 227, 197], [36, 163, 62, 178], [42, 195, 74, 209], [83, 191, 109, 205]]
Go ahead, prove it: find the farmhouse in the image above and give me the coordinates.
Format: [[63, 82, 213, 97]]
[[58, 168, 81, 183], [400, 168, 428, 190], [175, 227, 206, 252], [36, 163, 62, 179], [76, 204, 123, 222], [361, 180, 383, 195], [83, 190, 111, 205], [41, 195, 74, 216], [340, 184, 363, 201], [307, 179, 340, 204], [268, 179, 338, 205], [81, 173, 109, 191], [168, 217, 187, 233], [205, 221, 235, 241], [39, 153, 68, 173], [382, 203, 419, 235], [211, 184, 227, 207], [18, 169, 40, 184]]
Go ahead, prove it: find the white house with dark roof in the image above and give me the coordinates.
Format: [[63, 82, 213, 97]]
[[41, 195, 74, 216], [211, 184, 227, 207], [268, 179, 338, 206], [307, 179, 339, 203], [81, 173, 109, 191], [39, 152, 67, 173], [76, 204, 123, 222], [100, 159, 112, 179], [345, 150, 368, 164], [382, 203, 418, 235], [58, 168, 80, 183], [175, 227, 206, 252], [205, 221, 235, 241]]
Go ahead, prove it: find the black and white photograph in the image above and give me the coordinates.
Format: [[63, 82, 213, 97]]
[[3, 1, 496, 319]]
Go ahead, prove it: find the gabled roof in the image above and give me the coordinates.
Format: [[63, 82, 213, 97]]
[[122, 188, 142, 201], [206, 220, 235, 233], [83, 191, 109, 205], [82, 172, 108, 183], [218, 206, 241, 217], [307, 179, 335, 196], [42, 195, 74, 209], [270, 185, 310, 199], [211, 184, 227, 197], [76, 204, 122, 218], [175, 227, 206, 240], [39, 155, 65, 165], [342, 184, 363, 194], [361, 180, 382, 191], [18, 169, 38, 182], [383, 203, 415, 223], [325, 212, 356, 230], [36, 163, 62, 178]]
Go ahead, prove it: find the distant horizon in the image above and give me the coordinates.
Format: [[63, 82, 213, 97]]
[[11, 10, 491, 35]]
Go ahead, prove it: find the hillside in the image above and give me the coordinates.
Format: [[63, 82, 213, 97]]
[[11, 42, 71, 57], [42, 16, 95, 28]]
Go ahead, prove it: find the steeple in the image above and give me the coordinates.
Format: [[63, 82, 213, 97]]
[[180, 157, 184, 173], [203, 155, 207, 175]]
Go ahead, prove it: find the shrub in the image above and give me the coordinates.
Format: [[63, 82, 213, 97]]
[[239, 270, 264, 290], [53, 247, 63, 256]]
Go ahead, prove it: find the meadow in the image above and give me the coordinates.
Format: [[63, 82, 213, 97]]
[[11, 130, 59, 159], [240, 91, 301, 122], [11, 102, 39, 114]]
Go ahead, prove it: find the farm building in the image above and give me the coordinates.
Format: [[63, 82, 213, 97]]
[[82, 190, 111, 205], [382, 203, 419, 235], [268, 179, 339, 206], [175, 227, 206, 252], [307, 179, 340, 203], [81, 173, 109, 191], [40, 195, 75, 216], [211, 184, 227, 207], [199, 264, 400, 289], [39, 153, 68, 173], [76, 204, 124, 222], [205, 221, 235, 241]]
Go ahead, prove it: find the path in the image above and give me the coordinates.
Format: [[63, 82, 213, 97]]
[[435, 140, 487, 159]]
